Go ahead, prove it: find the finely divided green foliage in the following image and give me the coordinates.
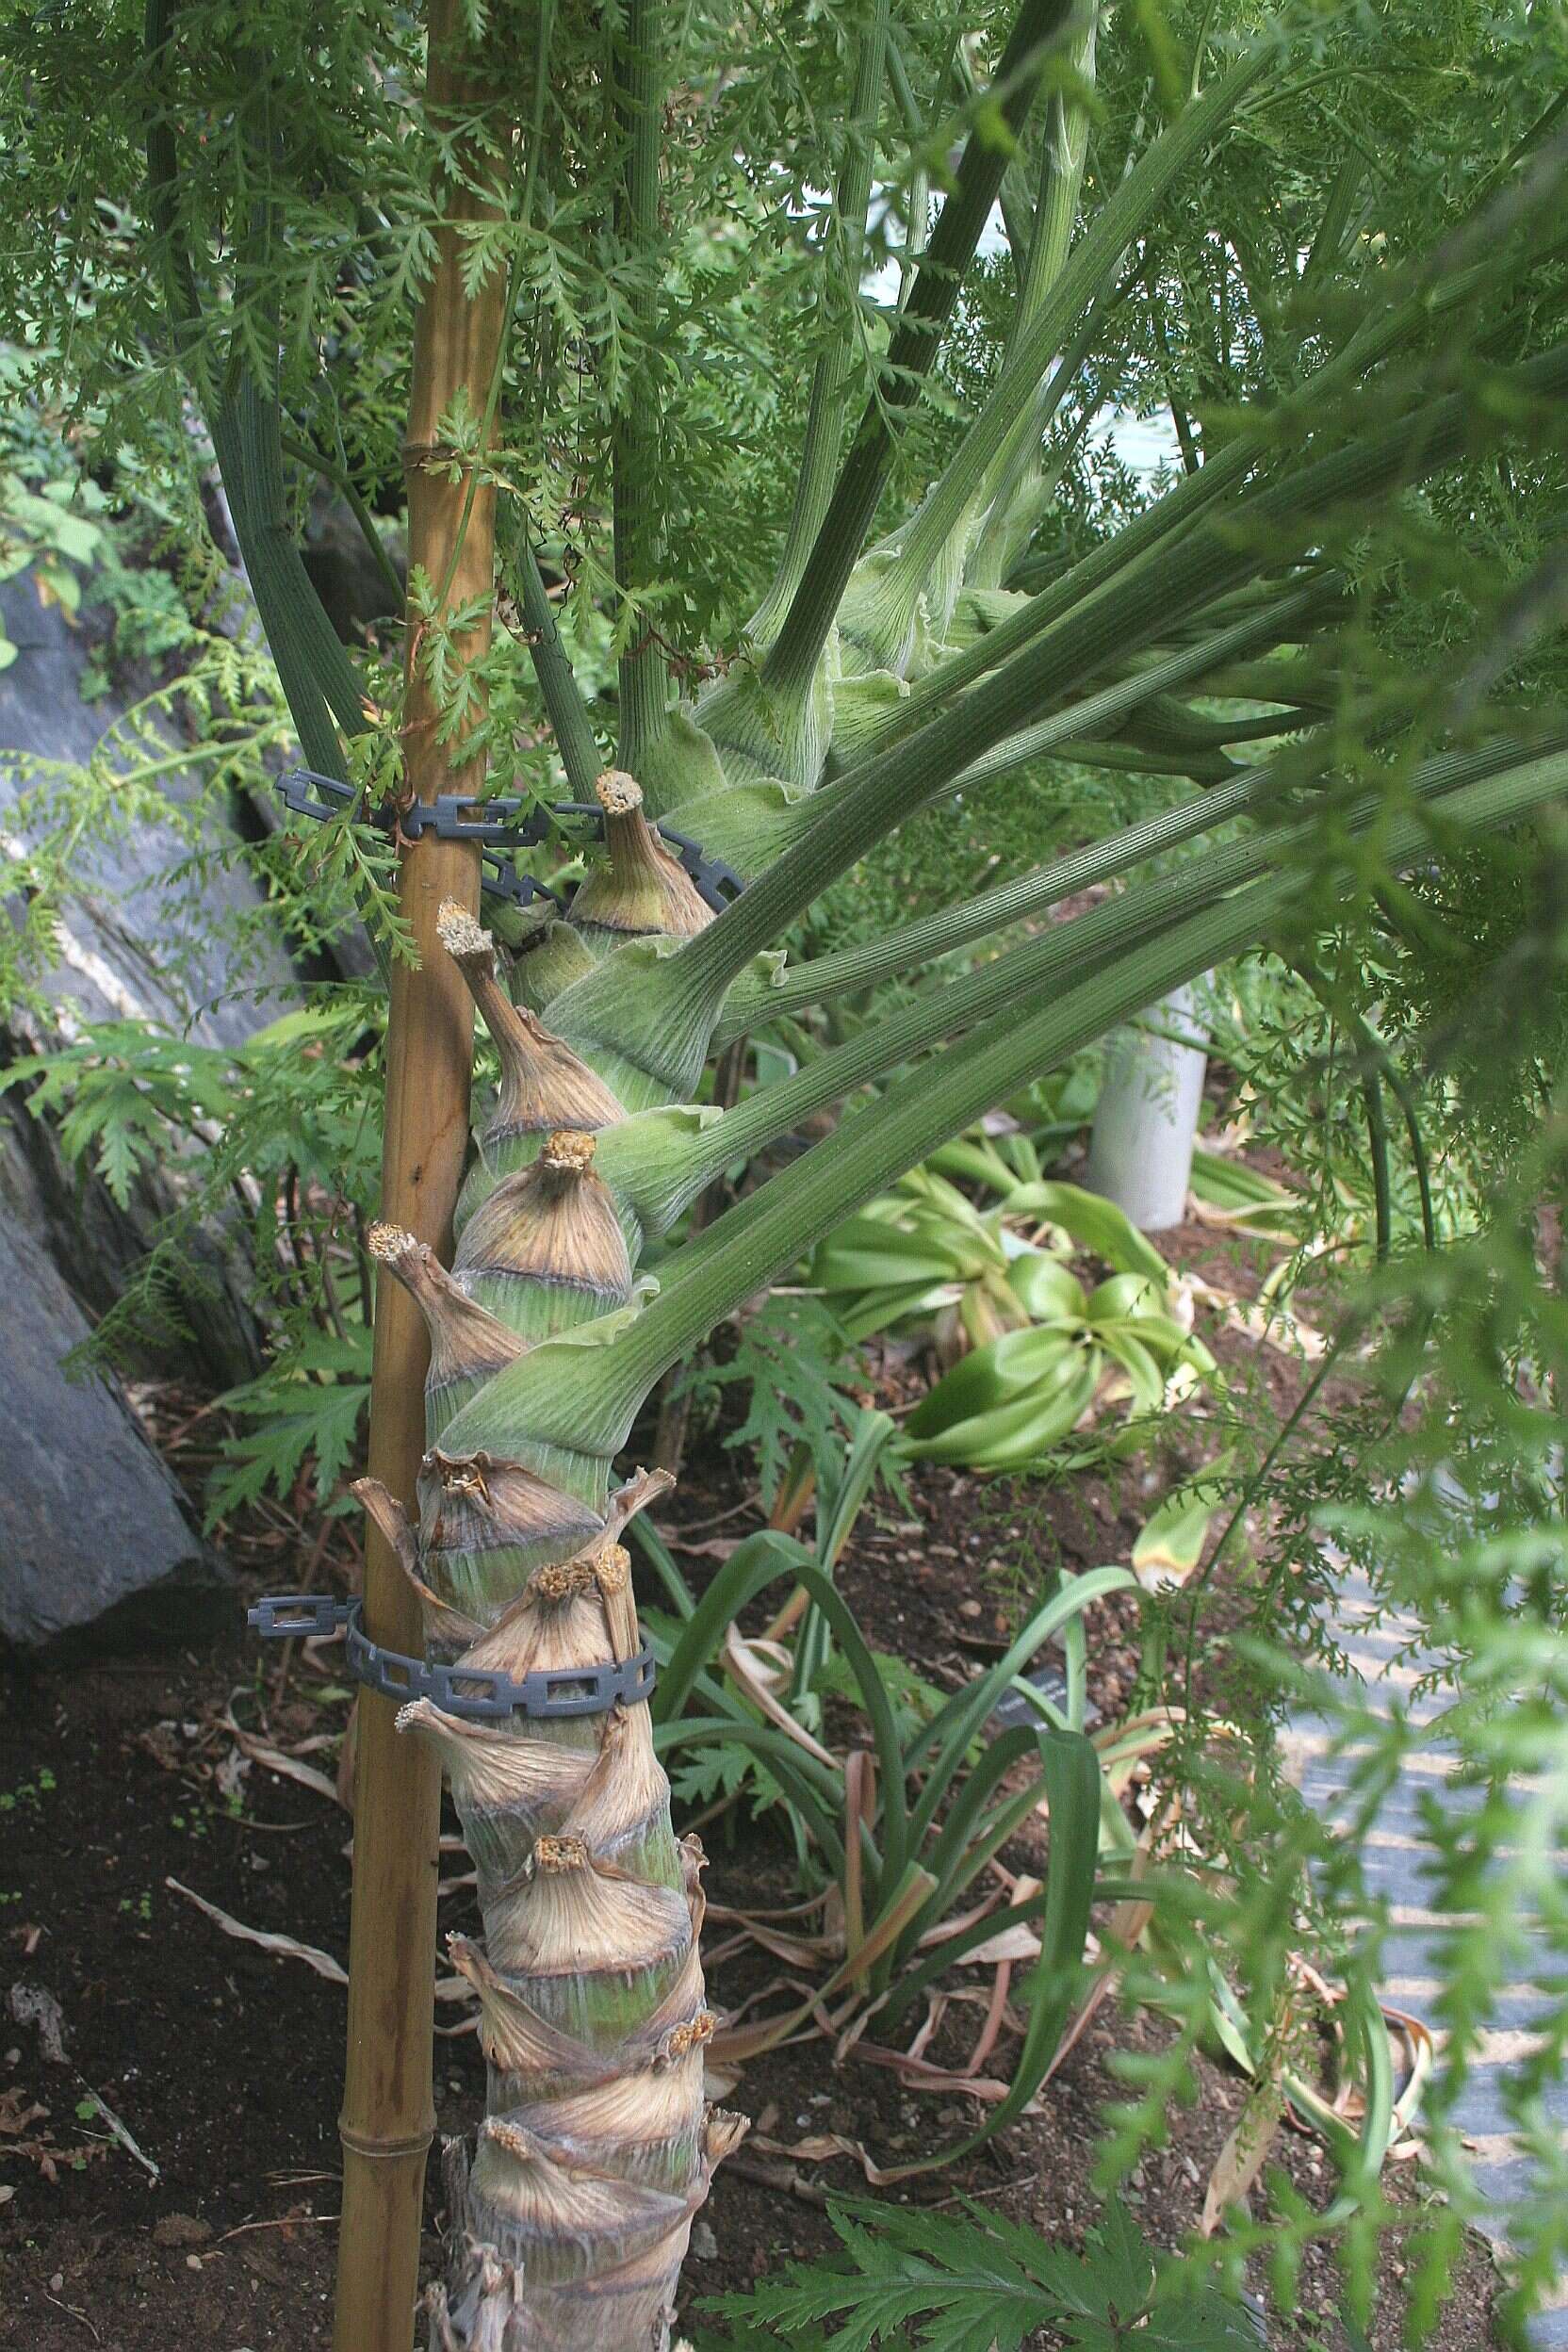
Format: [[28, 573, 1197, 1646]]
[[672, 1289, 870, 1511], [2, 1003, 384, 1490], [211, 1334, 374, 1516], [1204, 1093, 1568, 2333], [699, 2195, 1268, 2349], [0, 388, 195, 682]]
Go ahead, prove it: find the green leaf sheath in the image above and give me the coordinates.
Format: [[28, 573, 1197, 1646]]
[[760, 0, 1079, 706], [445, 740, 1568, 1480], [747, 0, 893, 646]]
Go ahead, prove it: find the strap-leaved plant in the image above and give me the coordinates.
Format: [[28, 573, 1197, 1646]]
[[13, 0, 1567, 2343]]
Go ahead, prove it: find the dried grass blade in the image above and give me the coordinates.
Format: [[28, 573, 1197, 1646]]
[[721, 1625, 839, 1767], [166, 1877, 349, 1984], [1200, 2076, 1286, 2237], [224, 1719, 342, 1804]]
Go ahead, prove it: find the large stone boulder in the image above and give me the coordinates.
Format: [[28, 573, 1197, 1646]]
[[0, 571, 302, 1052], [0, 1138, 230, 1653], [0, 572, 286, 1391], [1, 567, 298, 1646]]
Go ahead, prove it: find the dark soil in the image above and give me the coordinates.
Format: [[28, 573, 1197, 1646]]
[[0, 1213, 1504, 2351]]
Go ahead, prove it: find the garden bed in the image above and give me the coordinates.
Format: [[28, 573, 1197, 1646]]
[[0, 1215, 1504, 2351], [0, 1606, 1504, 2350]]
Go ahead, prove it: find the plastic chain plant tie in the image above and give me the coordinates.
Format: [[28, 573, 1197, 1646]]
[[274, 768, 746, 914], [247, 1592, 657, 1722]]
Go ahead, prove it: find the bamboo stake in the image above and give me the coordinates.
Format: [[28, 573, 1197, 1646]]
[[334, 8, 510, 2345]]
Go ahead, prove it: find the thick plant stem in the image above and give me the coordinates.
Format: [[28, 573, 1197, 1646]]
[[612, 0, 667, 772], [334, 8, 512, 2347], [745, 0, 891, 647], [400, 914, 742, 2348]]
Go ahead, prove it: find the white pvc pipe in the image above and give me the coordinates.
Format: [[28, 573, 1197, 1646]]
[[1085, 982, 1207, 1233]]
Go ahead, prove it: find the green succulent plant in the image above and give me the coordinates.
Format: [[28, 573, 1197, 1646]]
[[812, 1157, 1215, 1468]]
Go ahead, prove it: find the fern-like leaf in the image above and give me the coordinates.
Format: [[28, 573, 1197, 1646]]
[[699, 2197, 1269, 2352]]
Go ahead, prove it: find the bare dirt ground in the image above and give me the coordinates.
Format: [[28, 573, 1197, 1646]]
[[0, 1208, 1508, 2350]]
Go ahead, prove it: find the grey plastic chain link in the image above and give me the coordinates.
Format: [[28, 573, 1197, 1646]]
[[264, 770, 688, 1718], [247, 1593, 656, 1722], [274, 769, 745, 915]]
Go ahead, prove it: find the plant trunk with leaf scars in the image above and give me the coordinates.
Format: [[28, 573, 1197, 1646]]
[[359, 801, 746, 2351]]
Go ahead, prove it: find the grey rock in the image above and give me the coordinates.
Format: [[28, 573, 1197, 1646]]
[[0, 1182, 232, 1654], [0, 1066, 258, 1393], [301, 483, 403, 645], [0, 572, 300, 1050], [0, 566, 284, 1644], [0, 568, 299, 1390]]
